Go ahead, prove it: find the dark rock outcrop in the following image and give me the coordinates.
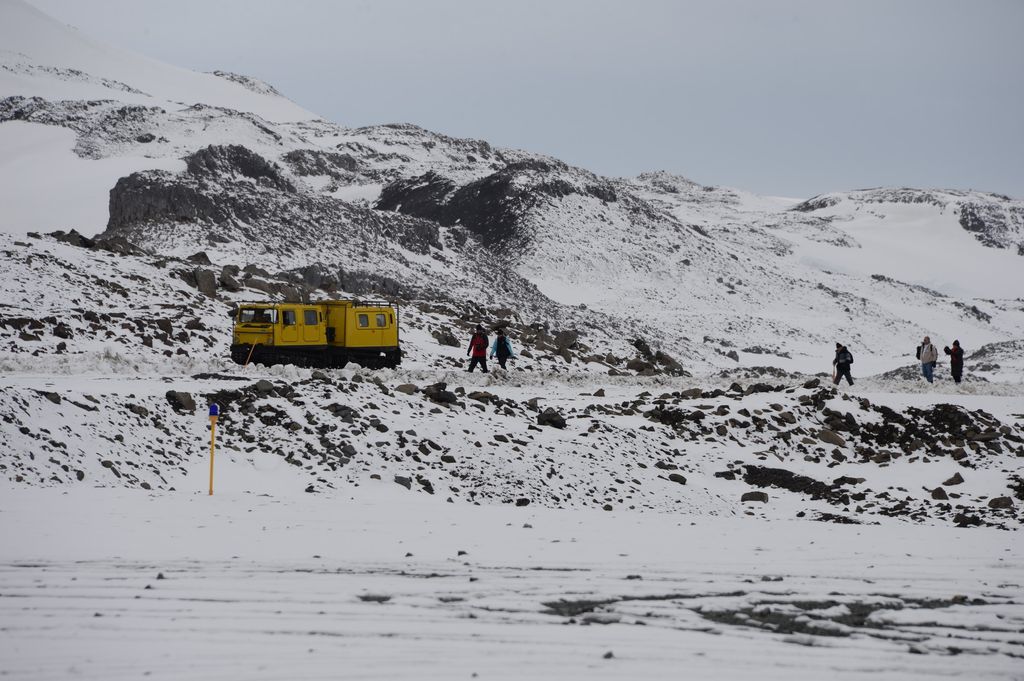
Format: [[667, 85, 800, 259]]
[[376, 161, 619, 252]]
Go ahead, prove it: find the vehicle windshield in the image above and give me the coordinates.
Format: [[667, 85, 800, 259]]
[[239, 308, 277, 324]]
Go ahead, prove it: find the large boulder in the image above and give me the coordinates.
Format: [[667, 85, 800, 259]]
[[245, 277, 276, 295], [423, 382, 458, 404], [192, 268, 218, 297], [432, 327, 460, 347], [219, 265, 242, 291], [626, 358, 654, 373], [537, 407, 566, 429], [554, 329, 579, 350], [165, 390, 196, 413]]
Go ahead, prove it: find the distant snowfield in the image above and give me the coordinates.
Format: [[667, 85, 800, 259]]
[[0, 485, 1020, 680], [793, 202, 1022, 299], [0, 0, 314, 123], [0, 122, 184, 235]]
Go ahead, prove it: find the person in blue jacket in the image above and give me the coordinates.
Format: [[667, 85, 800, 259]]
[[490, 328, 515, 369]]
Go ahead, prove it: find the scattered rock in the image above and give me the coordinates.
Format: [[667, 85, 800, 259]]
[[818, 429, 846, 447], [254, 380, 275, 394], [953, 512, 982, 527], [943, 472, 965, 486], [741, 491, 769, 503]]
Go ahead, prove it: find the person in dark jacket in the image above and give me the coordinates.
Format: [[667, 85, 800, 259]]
[[489, 328, 515, 369], [466, 324, 489, 373], [943, 340, 964, 384], [832, 342, 854, 386]]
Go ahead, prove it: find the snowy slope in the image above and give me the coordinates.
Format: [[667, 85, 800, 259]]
[[0, 0, 315, 238], [0, 0, 313, 122]]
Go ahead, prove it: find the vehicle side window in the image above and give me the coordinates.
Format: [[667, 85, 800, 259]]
[[357, 313, 369, 328], [242, 309, 277, 323], [303, 309, 318, 326], [282, 310, 296, 326], [375, 313, 386, 327]]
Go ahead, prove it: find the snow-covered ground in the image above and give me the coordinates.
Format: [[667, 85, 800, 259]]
[[1, 1, 1023, 678], [1, 485, 1021, 680]]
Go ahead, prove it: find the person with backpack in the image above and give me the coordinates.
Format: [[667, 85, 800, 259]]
[[466, 324, 489, 373], [832, 342, 854, 386], [490, 328, 515, 369], [917, 335, 938, 383], [943, 340, 964, 384]]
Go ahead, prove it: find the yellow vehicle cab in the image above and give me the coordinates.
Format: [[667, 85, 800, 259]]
[[230, 299, 400, 369]]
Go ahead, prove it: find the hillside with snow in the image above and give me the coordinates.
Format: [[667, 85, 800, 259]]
[[1, 1, 1022, 678]]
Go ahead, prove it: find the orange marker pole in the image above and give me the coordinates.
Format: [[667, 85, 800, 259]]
[[208, 403, 220, 495], [244, 343, 259, 367]]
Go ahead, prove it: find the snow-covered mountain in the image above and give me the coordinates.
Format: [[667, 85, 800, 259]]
[[3, 0, 1021, 380]]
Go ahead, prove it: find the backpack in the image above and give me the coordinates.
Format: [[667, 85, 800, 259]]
[[915, 345, 921, 360]]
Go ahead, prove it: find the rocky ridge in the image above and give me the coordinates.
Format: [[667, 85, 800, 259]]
[[2, 365, 1021, 529]]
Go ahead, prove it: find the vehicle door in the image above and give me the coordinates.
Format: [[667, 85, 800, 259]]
[[302, 308, 322, 343], [373, 311, 389, 347], [280, 307, 299, 343]]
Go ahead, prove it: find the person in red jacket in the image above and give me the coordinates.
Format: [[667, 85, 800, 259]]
[[466, 324, 489, 373]]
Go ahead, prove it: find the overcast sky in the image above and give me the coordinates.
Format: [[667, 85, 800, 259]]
[[30, 0, 1024, 198]]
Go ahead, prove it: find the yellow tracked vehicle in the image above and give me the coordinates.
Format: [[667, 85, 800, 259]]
[[230, 299, 400, 369]]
